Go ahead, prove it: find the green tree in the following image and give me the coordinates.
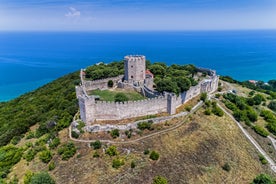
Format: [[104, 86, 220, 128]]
[[152, 176, 168, 184], [90, 140, 102, 149], [252, 174, 274, 184], [176, 77, 191, 92], [107, 80, 114, 88], [200, 92, 208, 102], [114, 93, 129, 102], [112, 158, 125, 169], [268, 101, 276, 112]]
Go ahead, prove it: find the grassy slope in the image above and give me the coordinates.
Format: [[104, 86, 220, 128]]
[[16, 109, 267, 184]]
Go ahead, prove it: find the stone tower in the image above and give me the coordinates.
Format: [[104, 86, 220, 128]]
[[124, 55, 146, 83]]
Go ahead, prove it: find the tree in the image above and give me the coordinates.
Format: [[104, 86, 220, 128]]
[[90, 140, 102, 149], [268, 101, 276, 112], [112, 158, 125, 169], [29, 172, 55, 184], [114, 93, 129, 102], [107, 80, 114, 88], [149, 151, 160, 160], [176, 77, 191, 92], [252, 174, 274, 184], [155, 78, 180, 94], [253, 94, 264, 105], [152, 176, 168, 184]]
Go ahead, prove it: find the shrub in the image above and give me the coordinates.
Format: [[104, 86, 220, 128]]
[[212, 106, 224, 117], [39, 150, 52, 163], [90, 140, 102, 149], [10, 136, 21, 145], [144, 149, 150, 155], [217, 87, 222, 92], [93, 151, 100, 158], [106, 146, 118, 156], [246, 109, 258, 122], [259, 155, 268, 165], [49, 138, 60, 149], [131, 161, 136, 168], [108, 80, 114, 88], [23, 149, 36, 162], [112, 158, 125, 169], [48, 162, 55, 171], [204, 109, 212, 115], [152, 176, 168, 184], [24, 170, 34, 184], [268, 101, 276, 112], [137, 121, 154, 131], [71, 131, 79, 139], [114, 93, 129, 102], [252, 174, 274, 184], [26, 131, 35, 139], [124, 130, 132, 138], [57, 142, 77, 160], [110, 129, 120, 138], [28, 172, 55, 184], [200, 92, 207, 102], [185, 106, 192, 112], [222, 163, 231, 172], [149, 151, 159, 160], [253, 125, 269, 137]]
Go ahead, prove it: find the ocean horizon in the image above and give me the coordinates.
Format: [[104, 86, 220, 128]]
[[0, 30, 276, 102]]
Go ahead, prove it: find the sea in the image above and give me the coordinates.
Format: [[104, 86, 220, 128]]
[[0, 30, 276, 102]]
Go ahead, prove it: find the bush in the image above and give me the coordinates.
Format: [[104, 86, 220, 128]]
[[246, 109, 258, 122], [152, 176, 168, 184], [57, 142, 77, 160], [185, 106, 192, 112], [23, 149, 36, 162], [124, 130, 132, 138], [0, 145, 23, 178], [48, 162, 55, 171], [112, 158, 125, 169], [28, 172, 55, 184], [108, 80, 114, 88], [144, 149, 150, 155], [93, 151, 100, 158], [149, 151, 159, 160], [268, 101, 276, 112], [39, 150, 52, 163], [137, 121, 154, 131], [131, 161, 136, 168], [10, 136, 21, 145], [71, 131, 79, 139], [110, 129, 120, 138], [49, 138, 60, 149], [259, 155, 268, 165], [200, 92, 207, 102], [252, 174, 274, 184], [114, 93, 129, 102], [106, 146, 118, 156], [90, 140, 102, 149], [212, 106, 224, 117], [222, 163, 231, 172], [253, 125, 269, 137], [204, 109, 212, 115]]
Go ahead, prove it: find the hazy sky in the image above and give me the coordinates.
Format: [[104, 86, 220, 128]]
[[0, 0, 276, 31]]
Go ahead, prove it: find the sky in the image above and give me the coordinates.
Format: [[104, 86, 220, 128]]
[[0, 0, 276, 31]]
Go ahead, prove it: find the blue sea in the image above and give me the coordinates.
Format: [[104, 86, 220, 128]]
[[0, 30, 276, 102]]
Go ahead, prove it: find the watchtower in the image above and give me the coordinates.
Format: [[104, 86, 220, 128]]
[[124, 55, 146, 83]]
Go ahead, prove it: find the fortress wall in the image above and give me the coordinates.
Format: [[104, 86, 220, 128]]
[[83, 75, 123, 91], [92, 96, 167, 121]]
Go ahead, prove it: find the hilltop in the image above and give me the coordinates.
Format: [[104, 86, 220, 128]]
[[0, 61, 276, 183]]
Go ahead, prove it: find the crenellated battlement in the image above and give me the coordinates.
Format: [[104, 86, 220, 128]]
[[76, 56, 219, 125]]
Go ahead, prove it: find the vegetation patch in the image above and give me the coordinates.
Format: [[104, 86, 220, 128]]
[[57, 142, 77, 160], [112, 158, 125, 169], [89, 89, 145, 102]]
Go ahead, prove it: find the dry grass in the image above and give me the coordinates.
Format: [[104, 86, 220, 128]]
[[8, 108, 273, 184]]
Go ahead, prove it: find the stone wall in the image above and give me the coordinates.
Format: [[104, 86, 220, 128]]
[[83, 75, 124, 91]]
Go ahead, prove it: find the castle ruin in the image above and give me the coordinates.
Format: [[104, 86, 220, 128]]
[[76, 55, 219, 125]]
